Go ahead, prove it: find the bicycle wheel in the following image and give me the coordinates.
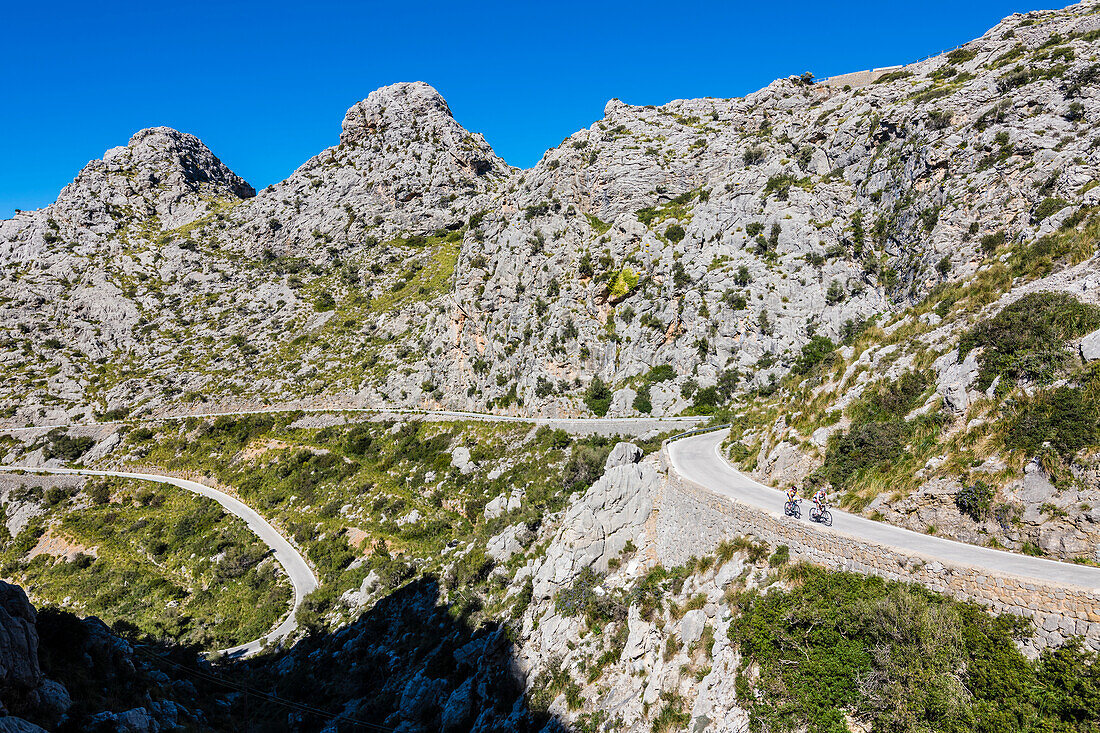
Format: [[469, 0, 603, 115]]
[[809, 507, 820, 522], [822, 510, 832, 526]]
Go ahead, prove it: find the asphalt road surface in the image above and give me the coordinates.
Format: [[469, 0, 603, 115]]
[[667, 428, 1100, 590], [0, 465, 318, 657]]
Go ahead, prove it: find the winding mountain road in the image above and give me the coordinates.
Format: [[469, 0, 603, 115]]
[[0, 407, 706, 436], [668, 428, 1100, 590], [0, 410, 704, 660], [0, 466, 318, 658], [9, 413, 1096, 662]]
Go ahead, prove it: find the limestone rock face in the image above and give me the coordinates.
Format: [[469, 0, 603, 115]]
[[486, 522, 535, 562], [3, 126, 254, 257], [5, 3, 1100, 424], [533, 460, 658, 600], [604, 441, 643, 470], [935, 349, 981, 414]]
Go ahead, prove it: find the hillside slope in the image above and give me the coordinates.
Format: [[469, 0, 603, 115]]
[[3, 4, 1100, 428]]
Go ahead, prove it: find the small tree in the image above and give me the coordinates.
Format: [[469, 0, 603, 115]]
[[584, 377, 612, 416]]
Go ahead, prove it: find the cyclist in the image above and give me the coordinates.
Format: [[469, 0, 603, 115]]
[[785, 485, 798, 506], [812, 487, 828, 515]]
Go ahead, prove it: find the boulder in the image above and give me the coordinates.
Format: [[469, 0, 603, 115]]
[[680, 609, 707, 646], [1081, 328, 1100, 362], [604, 442, 642, 470], [934, 349, 980, 413], [621, 605, 652, 663], [450, 446, 474, 474], [486, 523, 534, 562]]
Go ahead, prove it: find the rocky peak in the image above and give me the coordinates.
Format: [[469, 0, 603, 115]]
[[51, 126, 254, 233], [340, 81, 454, 144], [230, 82, 508, 250], [336, 81, 507, 180]]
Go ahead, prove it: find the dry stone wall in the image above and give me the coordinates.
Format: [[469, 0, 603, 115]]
[[654, 446, 1100, 651]]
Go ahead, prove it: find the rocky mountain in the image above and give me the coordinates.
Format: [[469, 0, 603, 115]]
[[1, 4, 1098, 427], [4, 2, 1100, 729]]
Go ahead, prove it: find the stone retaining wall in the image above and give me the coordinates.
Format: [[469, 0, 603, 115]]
[[819, 65, 903, 89], [655, 447, 1100, 650]]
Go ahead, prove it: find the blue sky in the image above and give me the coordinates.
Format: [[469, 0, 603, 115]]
[[2, 0, 1034, 218]]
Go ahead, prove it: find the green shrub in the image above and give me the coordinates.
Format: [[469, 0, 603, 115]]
[[632, 384, 653, 414], [645, 364, 676, 383], [850, 371, 931, 423], [792, 336, 836, 375], [1003, 385, 1099, 459], [724, 289, 748, 310], [692, 386, 721, 412], [1032, 197, 1070, 223], [729, 565, 1097, 733], [955, 480, 994, 521], [584, 377, 613, 416], [743, 145, 766, 166], [609, 268, 639, 299], [562, 443, 611, 492], [946, 47, 977, 64], [764, 174, 808, 201], [555, 567, 626, 628], [999, 65, 1032, 91], [980, 229, 1007, 255], [822, 421, 908, 489], [43, 433, 95, 462], [664, 224, 685, 244], [959, 291, 1100, 389]]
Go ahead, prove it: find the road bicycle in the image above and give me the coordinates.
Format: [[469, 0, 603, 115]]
[[809, 504, 833, 526], [783, 498, 801, 518]]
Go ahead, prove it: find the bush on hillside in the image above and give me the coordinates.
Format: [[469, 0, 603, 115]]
[[1031, 197, 1069, 223], [792, 336, 837, 375], [850, 370, 931, 423], [584, 377, 613, 416], [730, 565, 1100, 733], [955, 480, 994, 522], [44, 433, 95, 462], [1003, 384, 1100, 460], [959, 291, 1100, 389], [821, 420, 909, 489]]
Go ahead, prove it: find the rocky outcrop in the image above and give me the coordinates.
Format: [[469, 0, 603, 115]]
[[935, 349, 981, 414], [0, 582, 41, 701], [0, 582, 212, 731], [532, 456, 658, 600], [604, 441, 643, 469]]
